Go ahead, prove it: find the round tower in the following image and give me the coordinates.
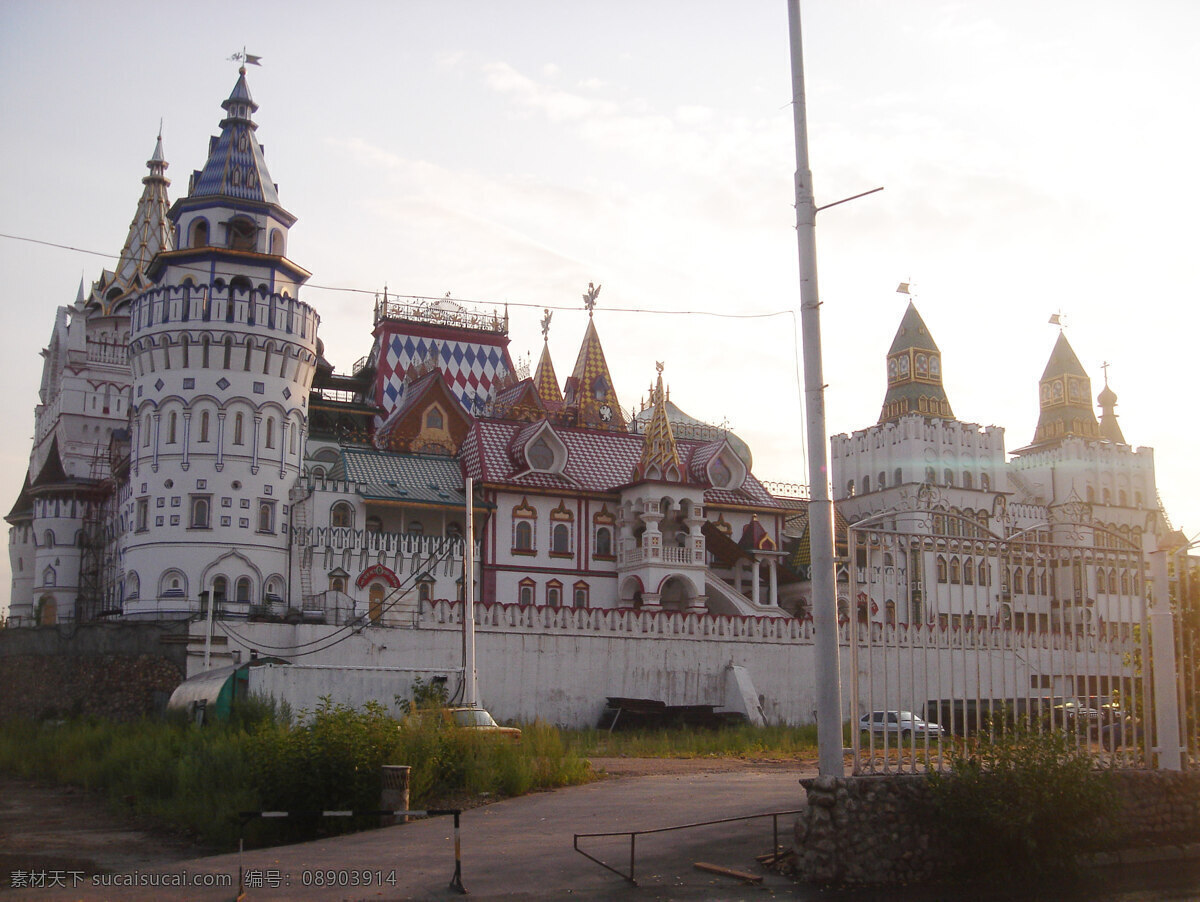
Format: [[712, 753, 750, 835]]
[[121, 69, 319, 618]]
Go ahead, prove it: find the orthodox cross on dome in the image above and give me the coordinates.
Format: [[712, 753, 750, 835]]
[[1101, 360, 1111, 384], [582, 282, 601, 317], [541, 308, 553, 341]]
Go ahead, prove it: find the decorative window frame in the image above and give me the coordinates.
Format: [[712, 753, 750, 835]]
[[518, 577, 536, 606], [549, 501, 574, 558], [188, 494, 212, 530], [546, 579, 563, 608], [512, 497, 537, 555], [572, 580, 590, 609], [592, 505, 616, 560], [519, 421, 568, 475]]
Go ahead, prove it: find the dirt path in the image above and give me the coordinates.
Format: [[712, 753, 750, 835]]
[[0, 778, 213, 891]]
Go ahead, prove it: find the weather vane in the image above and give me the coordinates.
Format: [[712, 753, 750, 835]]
[[228, 48, 263, 71], [540, 308, 553, 341], [1049, 310, 1067, 330], [582, 282, 601, 317]]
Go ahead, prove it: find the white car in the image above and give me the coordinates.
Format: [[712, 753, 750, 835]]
[[859, 710, 945, 740]]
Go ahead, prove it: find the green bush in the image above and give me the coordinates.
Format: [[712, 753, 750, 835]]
[[927, 726, 1118, 875]]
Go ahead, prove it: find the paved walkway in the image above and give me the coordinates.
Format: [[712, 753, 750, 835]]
[[8, 769, 812, 901]]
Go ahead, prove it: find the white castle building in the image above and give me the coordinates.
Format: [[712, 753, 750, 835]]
[[6, 68, 795, 632], [5, 69, 1179, 726]]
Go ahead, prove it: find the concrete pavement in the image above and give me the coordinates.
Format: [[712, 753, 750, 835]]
[[8, 768, 813, 901]]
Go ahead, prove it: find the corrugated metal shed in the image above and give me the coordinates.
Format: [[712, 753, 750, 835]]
[[167, 657, 289, 723]]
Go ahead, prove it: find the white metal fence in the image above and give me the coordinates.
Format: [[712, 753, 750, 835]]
[[847, 506, 1155, 773]]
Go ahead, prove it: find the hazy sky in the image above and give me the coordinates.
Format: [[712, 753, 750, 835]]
[[1, 1, 1197, 614]]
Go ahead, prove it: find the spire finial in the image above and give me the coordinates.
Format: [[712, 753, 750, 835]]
[[582, 282, 601, 317], [1101, 360, 1111, 386], [541, 308, 553, 342]]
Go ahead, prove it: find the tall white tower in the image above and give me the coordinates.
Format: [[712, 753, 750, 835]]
[[122, 68, 319, 618]]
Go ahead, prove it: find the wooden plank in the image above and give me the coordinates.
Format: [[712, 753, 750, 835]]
[[693, 862, 763, 884]]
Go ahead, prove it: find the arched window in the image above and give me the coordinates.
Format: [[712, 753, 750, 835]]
[[595, 526, 613, 558], [862, 475, 871, 494], [212, 576, 227, 602], [981, 472, 991, 492], [143, 414, 152, 446], [167, 411, 178, 444], [963, 558, 975, 585], [201, 336, 211, 368], [1027, 569, 1036, 594], [270, 228, 285, 256], [223, 337, 233, 369], [199, 411, 210, 443], [936, 556, 948, 583], [1013, 567, 1024, 594], [1096, 569, 1108, 594], [190, 496, 210, 529], [42, 566, 56, 587], [551, 523, 571, 555], [546, 581, 563, 608], [878, 471, 886, 490], [950, 557, 961, 584], [233, 413, 244, 445], [512, 499, 536, 553], [425, 407, 444, 430], [235, 577, 252, 603], [330, 502, 354, 529], [894, 467, 903, 486], [258, 501, 275, 533], [944, 469, 954, 487], [573, 582, 589, 608], [515, 520, 533, 551], [518, 578, 535, 606], [847, 479, 856, 497], [265, 417, 275, 449], [925, 467, 936, 484], [191, 218, 209, 248], [962, 471, 973, 490]]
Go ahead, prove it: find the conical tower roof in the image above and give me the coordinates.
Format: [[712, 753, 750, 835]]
[[878, 301, 954, 423], [563, 317, 625, 430], [533, 342, 564, 412], [1030, 332, 1101, 446], [634, 364, 682, 482], [189, 69, 281, 206], [104, 134, 173, 311]]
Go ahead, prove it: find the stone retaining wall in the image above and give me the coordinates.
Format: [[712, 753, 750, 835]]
[[795, 770, 1200, 887], [0, 623, 189, 721]]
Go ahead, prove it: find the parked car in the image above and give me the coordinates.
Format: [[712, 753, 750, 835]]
[[859, 710, 945, 740], [446, 706, 523, 741]]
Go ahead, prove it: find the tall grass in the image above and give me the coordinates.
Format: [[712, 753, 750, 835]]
[[0, 697, 593, 850]]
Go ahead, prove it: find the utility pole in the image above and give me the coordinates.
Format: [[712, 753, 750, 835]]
[[788, 0, 844, 776], [463, 476, 478, 707]]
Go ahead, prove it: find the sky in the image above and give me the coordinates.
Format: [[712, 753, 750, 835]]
[[1, 1, 1197, 615]]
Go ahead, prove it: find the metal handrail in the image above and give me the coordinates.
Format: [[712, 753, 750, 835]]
[[573, 808, 803, 886]]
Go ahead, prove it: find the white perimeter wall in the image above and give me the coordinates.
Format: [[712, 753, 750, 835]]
[[191, 606, 1118, 728]]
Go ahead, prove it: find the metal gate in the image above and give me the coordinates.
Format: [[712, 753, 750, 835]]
[[845, 494, 1161, 774]]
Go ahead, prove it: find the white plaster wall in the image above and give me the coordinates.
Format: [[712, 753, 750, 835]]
[[204, 614, 1098, 730]]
